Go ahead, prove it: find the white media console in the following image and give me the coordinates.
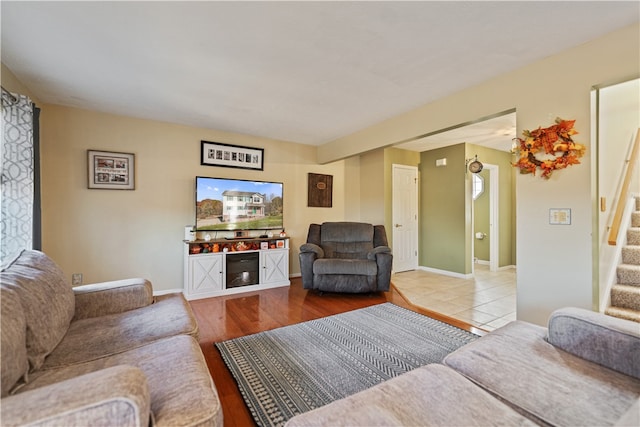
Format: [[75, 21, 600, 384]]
[[183, 236, 290, 300]]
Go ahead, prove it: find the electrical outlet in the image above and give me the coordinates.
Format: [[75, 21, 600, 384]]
[[72, 273, 83, 286]]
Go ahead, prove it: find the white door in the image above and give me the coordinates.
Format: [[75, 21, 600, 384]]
[[392, 164, 419, 272]]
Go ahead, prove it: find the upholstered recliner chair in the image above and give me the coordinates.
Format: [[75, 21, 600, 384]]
[[299, 222, 392, 293]]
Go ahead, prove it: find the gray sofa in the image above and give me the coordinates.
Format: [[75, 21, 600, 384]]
[[1, 249, 222, 427], [299, 222, 392, 293], [285, 307, 640, 426]]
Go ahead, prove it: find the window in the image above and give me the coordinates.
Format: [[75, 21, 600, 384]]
[[472, 174, 484, 200]]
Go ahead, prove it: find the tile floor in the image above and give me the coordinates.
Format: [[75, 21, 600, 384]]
[[391, 264, 516, 331]]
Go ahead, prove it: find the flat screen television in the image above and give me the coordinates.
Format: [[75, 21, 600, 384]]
[[195, 176, 283, 232]]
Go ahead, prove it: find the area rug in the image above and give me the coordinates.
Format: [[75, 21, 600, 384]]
[[215, 302, 479, 427]]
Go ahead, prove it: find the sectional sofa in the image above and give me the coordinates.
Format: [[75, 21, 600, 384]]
[[1, 250, 221, 427], [286, 307, 640, 426]]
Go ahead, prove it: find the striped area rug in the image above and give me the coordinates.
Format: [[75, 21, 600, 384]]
[[216, 303, 479, 427]]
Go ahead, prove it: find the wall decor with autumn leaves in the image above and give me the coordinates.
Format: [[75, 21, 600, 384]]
[[513, 118, 586, 179]]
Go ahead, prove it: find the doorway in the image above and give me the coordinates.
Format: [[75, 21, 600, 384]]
[[392, 164, 418, 272], [472, 163, 499, 272]]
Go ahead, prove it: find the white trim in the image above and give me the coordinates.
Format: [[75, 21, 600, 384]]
[[417, 265, 473, 280]]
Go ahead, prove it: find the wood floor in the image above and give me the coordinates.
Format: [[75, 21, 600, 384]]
[[189, 278, 484, 427]]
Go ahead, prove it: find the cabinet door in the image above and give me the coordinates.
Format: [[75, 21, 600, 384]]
[[188, 254, 224, 295], [261, 249, 289, 284]]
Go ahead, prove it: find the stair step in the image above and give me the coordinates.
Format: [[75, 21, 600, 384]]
[[611, 284, 640, 311], [622, 246, 640, 265], [633, 211, 640, 227], [628, 228, 640, 245], [617, 264, 640, 285], [605, 306, 640, 323]]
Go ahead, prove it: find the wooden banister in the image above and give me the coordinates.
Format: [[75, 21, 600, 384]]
[[608, 128, 640, 245]]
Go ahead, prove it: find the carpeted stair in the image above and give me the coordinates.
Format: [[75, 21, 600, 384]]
[[606, 197, 640, 322]]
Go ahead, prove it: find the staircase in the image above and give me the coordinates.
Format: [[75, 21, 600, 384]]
[[605, 197, 640, 322]]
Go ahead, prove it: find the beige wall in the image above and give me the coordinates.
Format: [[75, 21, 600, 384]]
[[320, 23, 640, 325], [35, 105, 348, 291]]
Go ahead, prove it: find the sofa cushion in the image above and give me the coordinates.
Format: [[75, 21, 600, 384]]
[[1, 286, 29, 396], [444, 321, 640, 426], [0, 250, 75, 371], [285, 364, 538, 427], [313, 258, 377, 276], [22, 335, 222, 427], [42, 293, 198, 370], [320, 222, 374, 259]]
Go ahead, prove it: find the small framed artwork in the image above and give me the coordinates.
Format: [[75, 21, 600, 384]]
[[260, 241, 269, 250], [201, 140, 264, 171], [276, 240, 285, 248], [87, 150, 135, 190]]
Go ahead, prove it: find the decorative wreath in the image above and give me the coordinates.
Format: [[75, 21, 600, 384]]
[[513, 118, 586, 179]]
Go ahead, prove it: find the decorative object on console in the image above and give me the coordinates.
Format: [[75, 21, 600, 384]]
[[307, 173, 333, 207], [87, 150, 135, 190], [200, 140, 264, 171], [513, 117, 585, 179]]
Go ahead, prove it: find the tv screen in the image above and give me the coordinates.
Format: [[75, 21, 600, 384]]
[[195, 176, 283, 232]]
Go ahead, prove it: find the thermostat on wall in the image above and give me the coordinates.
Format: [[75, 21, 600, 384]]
[[549, 208, 571, 225]]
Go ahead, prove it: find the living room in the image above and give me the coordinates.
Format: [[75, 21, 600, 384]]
[[3, 17, 639, 326], [2, 2, 640, 426]]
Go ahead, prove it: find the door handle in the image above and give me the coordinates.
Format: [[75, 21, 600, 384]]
[[395, 224, 402, 228]]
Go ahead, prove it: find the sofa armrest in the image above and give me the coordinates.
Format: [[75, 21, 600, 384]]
[[547, 307, 640, 379], [1, 365, 150, 427], [73, 278, 154, 320]]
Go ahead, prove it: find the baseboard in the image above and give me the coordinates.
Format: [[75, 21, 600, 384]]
[[417, 266, 473, 280], [289, 272, 301, 278]]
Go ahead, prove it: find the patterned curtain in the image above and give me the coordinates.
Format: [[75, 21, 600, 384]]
[[1, 90, 34, 264]]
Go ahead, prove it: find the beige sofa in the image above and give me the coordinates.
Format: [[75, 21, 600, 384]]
[[1, 250, 222, 427], [286, 307, 640, 426]]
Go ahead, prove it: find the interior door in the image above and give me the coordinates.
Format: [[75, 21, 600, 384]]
[[392, 164, 418, 272]]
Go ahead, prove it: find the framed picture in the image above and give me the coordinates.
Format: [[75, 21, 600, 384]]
[[87, 150, 135, 190], [201, 140, 264, 171], [308, 173, 333, 207]]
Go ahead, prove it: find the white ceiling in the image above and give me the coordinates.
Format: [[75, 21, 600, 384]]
[[2, 2, 638, 148]]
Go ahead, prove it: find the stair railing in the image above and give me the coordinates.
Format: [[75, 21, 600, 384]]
[[608, 128, 640, 246]]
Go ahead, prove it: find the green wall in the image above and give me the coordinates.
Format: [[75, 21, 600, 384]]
[[420, 144, 469, 274], [417, 143, 515, 276]]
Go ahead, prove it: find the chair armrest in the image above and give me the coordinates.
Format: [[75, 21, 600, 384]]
[[73, 278, 154, 320], [367, 245, 391, 260], [372, 249, 393, 292], [299, 244, 324, 290], [547, 307, 640, 379], [300, 243, 324, 258], [1, 365, 150, 427]]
